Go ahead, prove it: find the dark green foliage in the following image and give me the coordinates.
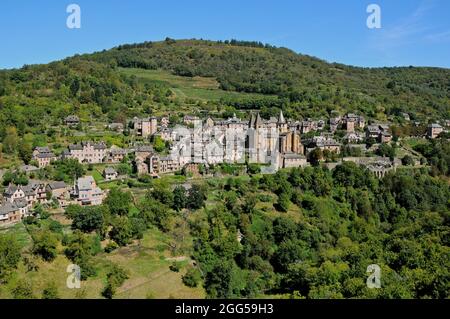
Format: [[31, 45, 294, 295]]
[[104, 241, 119, 253], [53, 159, 85, 182], [204, 259, 240, 298], [137, 174, 153, 185], [182, 268, 202, 288], [104, 188, 133, 216], [192, 163, 450, 299], [169, 262, 181, 272], [414, 138, 450, 176], [68, 205, 107, 234], [31, 230, 58, 262], [150, 185, 174, 207], [18, 140, 33, 164], [276, 192, 291, 212], [402, 155, 415, 166], [138, 198, 173, 232], [2, 170, 28, 186], [272, 239, 310, 272], [129, 217, 146, 239], [63, 231, 98, 280], [109, 216, 133, 246], [247, 163, 261, 175], [377, 143, 397, 160], [117, 163, 132, 176], [186, 184, 206, 210], [0, 235, 22, 280], [102, 264, 129, 299], [172, 185, 187, 212], [332, 161, 376, 189], [11, 279, 35, 299], [48, 219, 64, 234], [308, 148, 323, 166], [41, 282, 59, 299]]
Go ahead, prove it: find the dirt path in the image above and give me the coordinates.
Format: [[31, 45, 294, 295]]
[[165, 256, 189, 262]]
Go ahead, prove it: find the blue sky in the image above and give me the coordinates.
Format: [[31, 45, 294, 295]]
[[0, 0, 449, 69]]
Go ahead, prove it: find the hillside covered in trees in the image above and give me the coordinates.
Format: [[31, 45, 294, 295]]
[[86, 39, 450, 120], [0, 39, 449, 142]]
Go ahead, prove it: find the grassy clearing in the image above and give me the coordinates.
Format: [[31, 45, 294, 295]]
[[119, 68, 273, 102], [120, 68, 220, 90], [0, 222, 32, 248], [0, 226, 204, 299], [403, 137, 428, 149]]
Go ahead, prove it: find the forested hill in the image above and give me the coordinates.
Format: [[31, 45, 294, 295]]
[[85, 39, 450, 119], [0, 39, 449, 135]]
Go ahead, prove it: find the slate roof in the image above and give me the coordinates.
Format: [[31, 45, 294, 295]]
[[4, 184, 19, 196], [69, 141, 107, 150], [283, 153, 306, 159], [110, 148, 127, 155], [135, 145, 154, 153], [0, 202, 19, 214], [77, 176, 95, 190], [47, 181, 67, 190]]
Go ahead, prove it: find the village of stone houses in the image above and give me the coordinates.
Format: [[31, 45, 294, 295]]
[[1, 111, 446, 228], [0, 94, 449, 299]]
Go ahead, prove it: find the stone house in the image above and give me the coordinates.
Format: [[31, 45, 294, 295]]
[[427, 123, 443, 139], [282, 153, 307, 168], [343, 113, 365, 132], [0, 202, 22, 226], [63, 141, 108, 164], [366, 124, 392, 143], [343, 132, 365, 144], [134, 145, 154, 175], [104, 147, 128, 163], [32, 146, 57, 168], [301, 118, 317, 134], [309, 136, 341, 154], [103, 167, 118, 181], [183, 115, 201, 126], [156, 128, 175, 142], [158, 156, 180, 174], [46, 181, 69, 207], [133, 117, 158, 137], [72, 176, 104, 206], [4, 181, 47, 209]]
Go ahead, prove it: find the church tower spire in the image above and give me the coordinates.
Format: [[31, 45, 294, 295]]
[[278, 110, 286, 124]]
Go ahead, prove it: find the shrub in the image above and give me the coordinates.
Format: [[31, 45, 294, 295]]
[[169, 262, 181, 272], [105, 241, 119, 253], [182, 268, 202, 288]]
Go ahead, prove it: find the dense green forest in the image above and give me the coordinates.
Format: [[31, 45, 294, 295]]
[[1, 161, 448, 298], [188, 164, 450, 299]]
